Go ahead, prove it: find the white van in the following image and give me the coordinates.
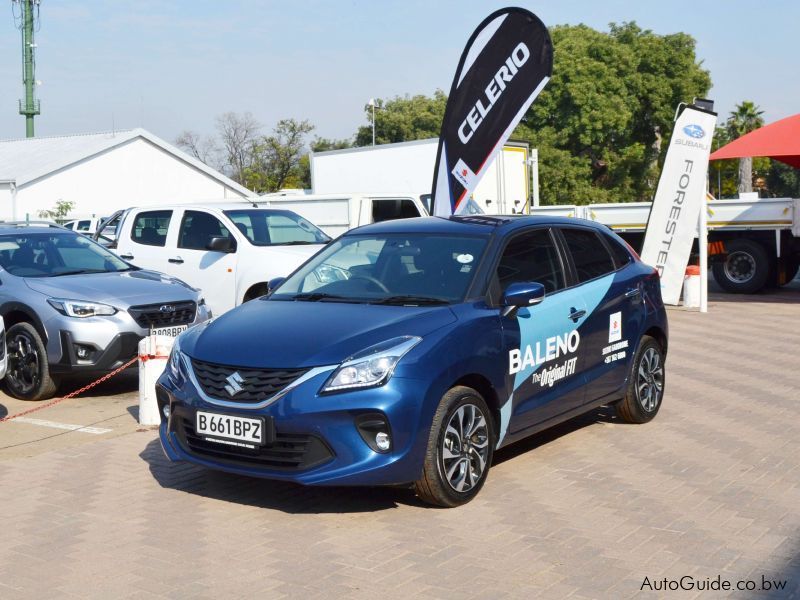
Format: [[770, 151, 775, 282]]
[[258, 193, 429, 238], [98, 203, 329, 316]]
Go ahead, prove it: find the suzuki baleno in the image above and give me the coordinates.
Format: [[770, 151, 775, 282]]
[[157, 216, 668, 506]]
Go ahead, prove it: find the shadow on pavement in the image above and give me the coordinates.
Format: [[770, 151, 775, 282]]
[[56, 369, 139, 399], [0, 404, 6, 419], [140, 405, 625, 514], [494, 405, 619, 466], [140, 438, 426, 513]]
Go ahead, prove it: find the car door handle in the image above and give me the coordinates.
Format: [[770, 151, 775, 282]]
[[568, 308, 586, 322], [120, 253, 134, 260], [168, 257, 184, 264], [625, 287, 641, 298]]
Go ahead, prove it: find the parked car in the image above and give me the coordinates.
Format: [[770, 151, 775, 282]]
[[157, 215, 668, 506], [63, 217, 108, 236], [96, 203, 330, 316], [0, 316, 7, 381], [0, 222, 210, 400]]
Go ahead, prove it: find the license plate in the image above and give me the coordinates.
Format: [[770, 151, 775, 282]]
[[195, 411, 266, 447], [150, 325, 188, 337]]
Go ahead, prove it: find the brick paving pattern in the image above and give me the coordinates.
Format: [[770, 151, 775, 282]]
[[1, 292, 799, 598]]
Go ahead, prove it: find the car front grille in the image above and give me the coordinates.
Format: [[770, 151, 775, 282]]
[[128, 301, 196, 329], [190, 358, 307, 403], [174, 416, 333, 471]]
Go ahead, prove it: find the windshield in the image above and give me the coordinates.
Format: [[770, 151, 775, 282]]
[[224, 210, 330, 246], [0, 232, 132, 277], [271, 233, 488, 304]]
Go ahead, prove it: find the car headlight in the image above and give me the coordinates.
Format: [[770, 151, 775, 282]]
[[47, 298, 117, 318], [166, 334, 186, 380], [321, 336, 421, 393]]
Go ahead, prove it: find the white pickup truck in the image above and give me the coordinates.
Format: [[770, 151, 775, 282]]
[[258, 193, 430, 238], [532, 196, 800, 293], [96, 202, 329, 315]]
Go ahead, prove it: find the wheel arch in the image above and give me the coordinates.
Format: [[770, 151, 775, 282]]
[[0, 303, 48, 343], [450, 373, 502, 439], [643, 325, 667, 358], [242, 282, 270, 303]]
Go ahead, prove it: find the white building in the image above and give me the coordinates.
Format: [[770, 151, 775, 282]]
[[0, 128, 253, 220]]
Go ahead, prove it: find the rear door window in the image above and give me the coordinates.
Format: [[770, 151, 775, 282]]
[[561, 228, 616, 282], [131, 210, 172, 247]]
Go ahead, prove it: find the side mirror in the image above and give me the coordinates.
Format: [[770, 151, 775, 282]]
[[207, 236, 235, 253], [267, 277, 285, 294], [501, 282, 546, 317]]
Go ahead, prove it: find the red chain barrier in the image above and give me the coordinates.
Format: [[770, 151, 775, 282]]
[[0, 356, 139, 423]]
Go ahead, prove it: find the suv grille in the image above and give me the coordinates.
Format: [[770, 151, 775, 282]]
[[128, 301, 196, 329], [190, 359, 307, 403], [175, 416, 333, 471]]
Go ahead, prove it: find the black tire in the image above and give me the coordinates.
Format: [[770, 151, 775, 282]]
[[414, 386, 495, 507], [711, 239, 770, 294], [5, 322, 58, 401], [777, 258, 800, 287], [617, 335, 665, 424]]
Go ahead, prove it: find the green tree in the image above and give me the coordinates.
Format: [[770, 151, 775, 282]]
[[725, 101, 765, 193], [246, 119, 315, 193], [521, 22, 711, 204], [38, 199, 75, 222], [354, 91, 447, 146]]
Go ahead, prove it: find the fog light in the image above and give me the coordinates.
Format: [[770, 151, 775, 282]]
[[375, 431, 391, 452], [75, 344, 91, 359], [162, 404, 170, 419]]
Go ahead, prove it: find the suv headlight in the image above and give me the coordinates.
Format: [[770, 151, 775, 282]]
[[321, 336, 421, 393], [47, 298, 117, 318]]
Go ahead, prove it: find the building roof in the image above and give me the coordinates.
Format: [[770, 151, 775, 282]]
[[0, 128, 253, 195]]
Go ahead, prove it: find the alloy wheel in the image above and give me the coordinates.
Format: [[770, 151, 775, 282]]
[[7, 332, 40, 395], [636, 347, 664, 412], [441, 403, 490, 493]]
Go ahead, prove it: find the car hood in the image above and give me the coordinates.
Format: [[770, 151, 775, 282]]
[[24, 269, 199, 307], [183, 299, 457, 368]]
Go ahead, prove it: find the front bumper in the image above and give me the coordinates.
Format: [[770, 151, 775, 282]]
[[157, 365, 431, 487], [46, 303, 211, 374]]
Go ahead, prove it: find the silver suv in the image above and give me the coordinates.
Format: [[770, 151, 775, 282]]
[[0, 222, 210, 400]]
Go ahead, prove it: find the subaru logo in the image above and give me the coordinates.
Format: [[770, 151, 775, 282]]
[[159, 305, 175, 313], [683, 124, 705, 139], [224, 371, 245, 396]]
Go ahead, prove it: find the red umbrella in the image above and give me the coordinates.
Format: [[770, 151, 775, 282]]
[[710, 113, 800, 168]]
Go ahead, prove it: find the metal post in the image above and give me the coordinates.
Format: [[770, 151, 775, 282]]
[[530, 149, 540, 208], [699, 190, 709, 313], [17, 0, 41, 138], [372, 103, 376, 146]]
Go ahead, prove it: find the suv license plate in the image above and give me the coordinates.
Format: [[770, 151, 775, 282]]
[[150, 325, 188, 337], [195, 411, 266, 447]]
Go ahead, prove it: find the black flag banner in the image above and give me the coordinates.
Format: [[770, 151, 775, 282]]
[[431, 7, 552, 216]]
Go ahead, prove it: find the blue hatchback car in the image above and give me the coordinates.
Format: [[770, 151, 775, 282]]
[[157, 216, 668, 506]]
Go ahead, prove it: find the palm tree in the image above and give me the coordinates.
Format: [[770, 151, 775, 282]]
[[726, 101, 765, 193]]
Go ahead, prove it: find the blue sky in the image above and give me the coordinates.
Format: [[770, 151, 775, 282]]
[[0, 1, 796, 143]]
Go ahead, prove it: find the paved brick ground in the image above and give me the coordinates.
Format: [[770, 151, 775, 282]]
[[1, 290, 799, 599]]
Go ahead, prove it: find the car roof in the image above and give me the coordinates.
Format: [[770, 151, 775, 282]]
[[349, 215, 606, 236]]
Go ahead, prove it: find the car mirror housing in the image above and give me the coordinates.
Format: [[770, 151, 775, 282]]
[[267, 277, 285, 294], [207, 236, 235, 253], [501, 281, 546, 316]]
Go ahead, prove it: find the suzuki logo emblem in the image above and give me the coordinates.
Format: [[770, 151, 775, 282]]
[[159, 305, 176, 313], [224, 371, 245, 396]]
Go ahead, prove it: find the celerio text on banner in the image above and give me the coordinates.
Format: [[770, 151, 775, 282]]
[[640, 104, 717, 305], [431, 7, 552, 217]]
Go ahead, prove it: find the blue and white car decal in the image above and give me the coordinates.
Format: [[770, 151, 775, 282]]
[[497, 273, 615, 446]]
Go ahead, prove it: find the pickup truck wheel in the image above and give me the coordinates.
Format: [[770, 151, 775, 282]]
[[711, 239, 770, 293], [414, 386, 495, 507], [784, 259, 800, 285], [617, 335, 665, 424], [5, 322, 58, 401]]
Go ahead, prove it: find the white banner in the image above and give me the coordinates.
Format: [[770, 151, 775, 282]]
[[640, 105, 717, 305]]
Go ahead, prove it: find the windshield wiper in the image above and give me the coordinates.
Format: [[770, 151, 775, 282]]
[[370, 295, 449, 306], [279, 241, 319, 246], [49, 269, 106, 277], [290, 292, 351, 302]]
